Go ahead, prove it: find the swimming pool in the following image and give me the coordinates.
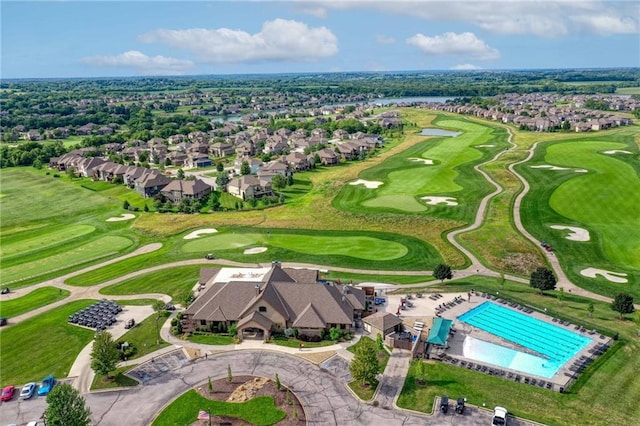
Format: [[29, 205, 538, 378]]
[[457, 302, 592, 378]]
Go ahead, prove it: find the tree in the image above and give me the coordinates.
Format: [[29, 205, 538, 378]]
[[227, 364, 233, 383], [240, 160, 251, 175], [216, 162, 224, 172], [177, 168, 185, 180], [611, 293, 635, 319], [271, 174, 286, 191], [123, 200, 130, 210], [208, 376, 213, 394], [44, 383, 91, 426], [349, 337, 380, 386], [529, 267, 557, 294], [90, 331, 120, 378], [376, 333, 384, 352], [433, 263, 453, 282]]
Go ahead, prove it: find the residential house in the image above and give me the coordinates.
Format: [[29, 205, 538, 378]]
[[186, 154, 213, 168], [284, 152, 311, 171], [160, 178, 212, 204], [257, 161, 290, 179], [233, 157, 262, 175], [133, 172, 172, 198], [75, 157, 107, 178], [210, 142, 235, 157], [182, 264, 365, 339], [227, 175, 273, 200], [316, 148, 339, 166]]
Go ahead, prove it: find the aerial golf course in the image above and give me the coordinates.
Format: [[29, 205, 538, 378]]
[[1, 109, 639, 425]]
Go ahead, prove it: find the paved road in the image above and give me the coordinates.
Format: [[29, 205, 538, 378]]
[[0, 350, 524, 426]]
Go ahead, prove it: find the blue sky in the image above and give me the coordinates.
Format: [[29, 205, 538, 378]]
[[2, 1, 639, 78]]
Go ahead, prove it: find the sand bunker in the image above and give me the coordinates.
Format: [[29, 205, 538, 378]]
[[580, 268, 628, 283], [408, 157, 434, 165], [244, 247, 268, 254], [602, 150, 632, 155], [421, 196, 458, 206], [183, 228, 218, 239], [349, 179, 383, 189], [106, 214, 135, 222], [475, 144, 495, 147], [531, 165, 587, 173], [550, 225, 590, 242]]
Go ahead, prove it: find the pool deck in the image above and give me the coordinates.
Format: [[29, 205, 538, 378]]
[[432, 292, 613, 391]]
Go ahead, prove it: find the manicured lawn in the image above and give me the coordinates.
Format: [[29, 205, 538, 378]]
[[0, 286, 70, 318], [182, 231, 408, 261], [320, 271, 434, 285], [346, 336, 390, 401], [0, 224, 95, 258], [152, 390, 286, 426], [99, 265, 201, 300], [517, 132, 640, 298], [188, 333, 235, 345], [1, 235, 133, 286], [0, 300, 95, 387], [116, 311, 171, 360], [334, 116, 499, 224], [91, 365, 139, 390]]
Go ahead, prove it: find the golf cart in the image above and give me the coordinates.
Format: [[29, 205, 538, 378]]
[[455, 397, 466, 414], [492, 406, 508, 425], [440, 396, 449, 414]]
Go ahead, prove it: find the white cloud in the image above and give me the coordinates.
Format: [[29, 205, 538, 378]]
[[451, 63, 482, 70], [375, 35, 396, 45], [407, 32, 500, 60], [296, 5, 328, 18], [80, 51, 194, 75], [303, 1, 639, 37], [570, 14, 638, 35], [138, 19, 338, 63]]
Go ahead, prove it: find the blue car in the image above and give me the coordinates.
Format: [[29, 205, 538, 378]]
[[37, 375, 55, 396]]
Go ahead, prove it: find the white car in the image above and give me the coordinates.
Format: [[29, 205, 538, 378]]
[[19, 382, 36, 399], [492, 406, 508, 425]]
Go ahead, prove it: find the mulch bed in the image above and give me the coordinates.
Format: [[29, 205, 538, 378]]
[[194, 375, 306, 426]]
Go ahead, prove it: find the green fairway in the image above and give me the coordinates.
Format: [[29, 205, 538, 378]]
[[546, 141, 640, 268], [182, 231, 408, 261], [116, 311, 171, 360], [518, 133, 640, 298], [0, 287, 70, 318], [0, 224, 96, 258], [0, 300, 95, 387], [1, 235, 133, 286], [100, 265, 201, 300], [334, 116, 502, 223], [152, 391, 286, 426], [0, 169, 118, 229]]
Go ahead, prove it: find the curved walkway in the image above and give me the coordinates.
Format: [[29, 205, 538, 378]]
[[445, 126, 515, 276]]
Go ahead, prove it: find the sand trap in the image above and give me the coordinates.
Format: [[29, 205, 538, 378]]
[[421, 196, 458, 206], [184, 228, 218, 239], [531, 165, 587, 173], [475, 144, 495, 147], [244, 247, 268, 254], [349, 179, 383, 189], [580, 268, 628, 283], [530, 165, 570, 171], [106, 213, 135, 222], [550, 225, 590, 242], [408, 157, 434, 165], [602, 150, 632, 155]]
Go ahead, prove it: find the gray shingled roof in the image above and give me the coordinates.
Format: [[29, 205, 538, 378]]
[[237, 311, 273, 330], [292, 303, 325, 328], [363, 311, 403, 333]]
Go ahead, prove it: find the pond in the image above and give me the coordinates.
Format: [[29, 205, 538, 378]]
[[420, 128, 461, 137]]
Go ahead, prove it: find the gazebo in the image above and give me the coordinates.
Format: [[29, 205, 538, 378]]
[[426, 317, 453, 347]]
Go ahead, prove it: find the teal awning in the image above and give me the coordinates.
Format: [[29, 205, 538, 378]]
[[427, 318, 453, 345]]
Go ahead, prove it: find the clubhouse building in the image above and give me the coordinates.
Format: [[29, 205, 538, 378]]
[[182, 264, 366, 339]]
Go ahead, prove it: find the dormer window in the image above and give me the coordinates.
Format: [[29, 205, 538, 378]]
[[259, 306, 267, 313]]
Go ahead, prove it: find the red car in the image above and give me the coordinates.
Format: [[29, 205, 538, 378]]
[[1, 385, 15, 401]]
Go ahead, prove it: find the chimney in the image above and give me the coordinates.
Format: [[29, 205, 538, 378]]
[[255, 283, 261, 296]]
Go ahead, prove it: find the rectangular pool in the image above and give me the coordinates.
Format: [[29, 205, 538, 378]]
[[457, 301, 592, 378]]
